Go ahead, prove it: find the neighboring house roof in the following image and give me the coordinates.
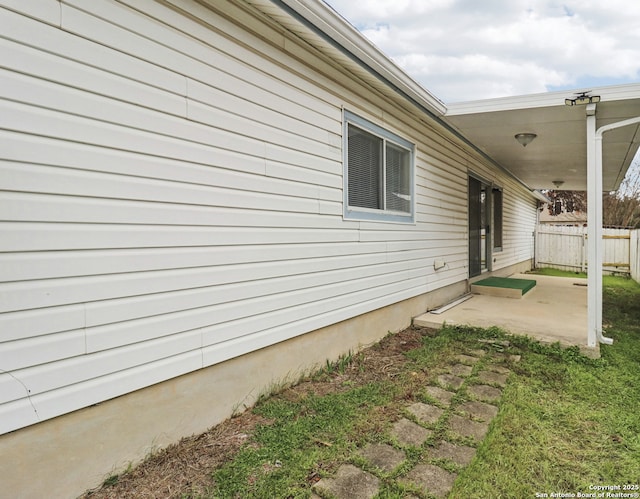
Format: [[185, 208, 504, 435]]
[[539, 209, 587, 224]]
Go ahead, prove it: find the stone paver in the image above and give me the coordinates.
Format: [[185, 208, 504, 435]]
[[456, 353, 481, 364], [358, 443, 405, 473], [479, 339, 511, 347], [487, 364, 511, 374], [467, 349, 487, 357], [449, 363, 473, 377], [458, 400, 499, 421], [408, 402, 444, 425], [428, 440, 476, 467], [310, 345, 515, 499], [492, 352, 521, 362], [400, 464, 457, 498], [391, 418, 432, 447], [478, 370, 509, 387], [468, 384, 502, 403], [424, 385, 456, 405], [437, 373, 465, 390], [449, 414, 490, 442], [313, 464, 380, 499]]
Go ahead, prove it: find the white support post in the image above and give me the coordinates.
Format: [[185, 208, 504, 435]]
[[591, 114, 640, 345], [586, 103, 599, 348]]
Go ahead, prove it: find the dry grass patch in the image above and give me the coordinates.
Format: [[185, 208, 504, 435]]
[[83, 327, 436, 498]]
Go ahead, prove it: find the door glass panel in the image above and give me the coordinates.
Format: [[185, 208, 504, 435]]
[[468, 177, 482, 277], [469, 176, 490, 277], [481, 185, 487, 272]]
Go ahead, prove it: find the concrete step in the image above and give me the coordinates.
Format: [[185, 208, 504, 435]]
[[470, 277, 536, 299]]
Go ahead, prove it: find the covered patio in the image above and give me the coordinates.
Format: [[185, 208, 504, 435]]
[[414, 273, 592, 353], [443, 83, 640, 350]]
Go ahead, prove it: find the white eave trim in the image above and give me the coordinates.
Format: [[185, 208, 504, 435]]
[[276, 0, 447, 116], [531, 190, 551, 203], [446, 82, 640, 116], [258, 1, 550, 197]]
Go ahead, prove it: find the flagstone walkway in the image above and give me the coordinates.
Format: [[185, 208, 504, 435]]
[[311, 342, 519, 498]]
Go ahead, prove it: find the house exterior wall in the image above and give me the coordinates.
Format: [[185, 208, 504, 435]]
[[0, 0, 537, 495], [0, 282, 466, 499]]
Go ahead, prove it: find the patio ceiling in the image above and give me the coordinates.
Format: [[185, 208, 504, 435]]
[[445, 84, 640, 192]]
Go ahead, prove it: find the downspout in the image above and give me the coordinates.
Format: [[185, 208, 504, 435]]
[[590, 114, 640, 345]]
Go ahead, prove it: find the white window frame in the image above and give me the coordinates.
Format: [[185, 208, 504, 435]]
[[343, 110, 415, 223]]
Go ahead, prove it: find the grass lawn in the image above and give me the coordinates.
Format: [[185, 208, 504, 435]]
[[452, 276, 640, 497], [88, 276, 640, 498], [527, 267, 588, 279]]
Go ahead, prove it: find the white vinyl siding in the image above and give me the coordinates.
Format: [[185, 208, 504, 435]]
[[0, 0, 538, 435]]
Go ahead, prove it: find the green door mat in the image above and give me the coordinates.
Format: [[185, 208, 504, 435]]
[[472, 277, 536, 296]]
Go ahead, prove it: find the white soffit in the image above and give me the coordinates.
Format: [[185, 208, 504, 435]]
[[445, 84, 640, 191]]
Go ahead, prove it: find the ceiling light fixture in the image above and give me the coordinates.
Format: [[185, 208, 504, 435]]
[[515, 132, 537, 147], [552, 180, 565, 188]]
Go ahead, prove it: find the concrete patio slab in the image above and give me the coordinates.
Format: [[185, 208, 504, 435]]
[[414, 273, 595, 353]]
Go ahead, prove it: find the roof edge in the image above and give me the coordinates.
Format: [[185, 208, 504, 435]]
[[446, 82, 640, 116], [274, 0, 447, 116], [258, 0, 538, 196]]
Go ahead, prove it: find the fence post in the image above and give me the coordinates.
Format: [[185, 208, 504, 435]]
[[581, 230, 587, 273], [632, 230, 640, 284]]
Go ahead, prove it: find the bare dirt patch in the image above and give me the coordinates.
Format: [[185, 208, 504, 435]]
[[82, 327, 436, 499], [83, 412, 270, 499]]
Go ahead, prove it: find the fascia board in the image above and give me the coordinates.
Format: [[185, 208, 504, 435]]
[[277, 0, 447, 116], [446, 82, 640, 116]]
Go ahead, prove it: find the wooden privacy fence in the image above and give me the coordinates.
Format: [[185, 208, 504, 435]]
[[535, 225, 640, 279]]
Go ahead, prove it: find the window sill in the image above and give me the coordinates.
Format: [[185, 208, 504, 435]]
[[344, 208, 415, 224]]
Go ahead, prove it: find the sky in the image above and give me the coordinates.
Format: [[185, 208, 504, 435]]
[[323, 0, 640, 104]]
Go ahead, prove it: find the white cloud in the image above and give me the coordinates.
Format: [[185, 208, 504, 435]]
[[324, 0, 640, 102]]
